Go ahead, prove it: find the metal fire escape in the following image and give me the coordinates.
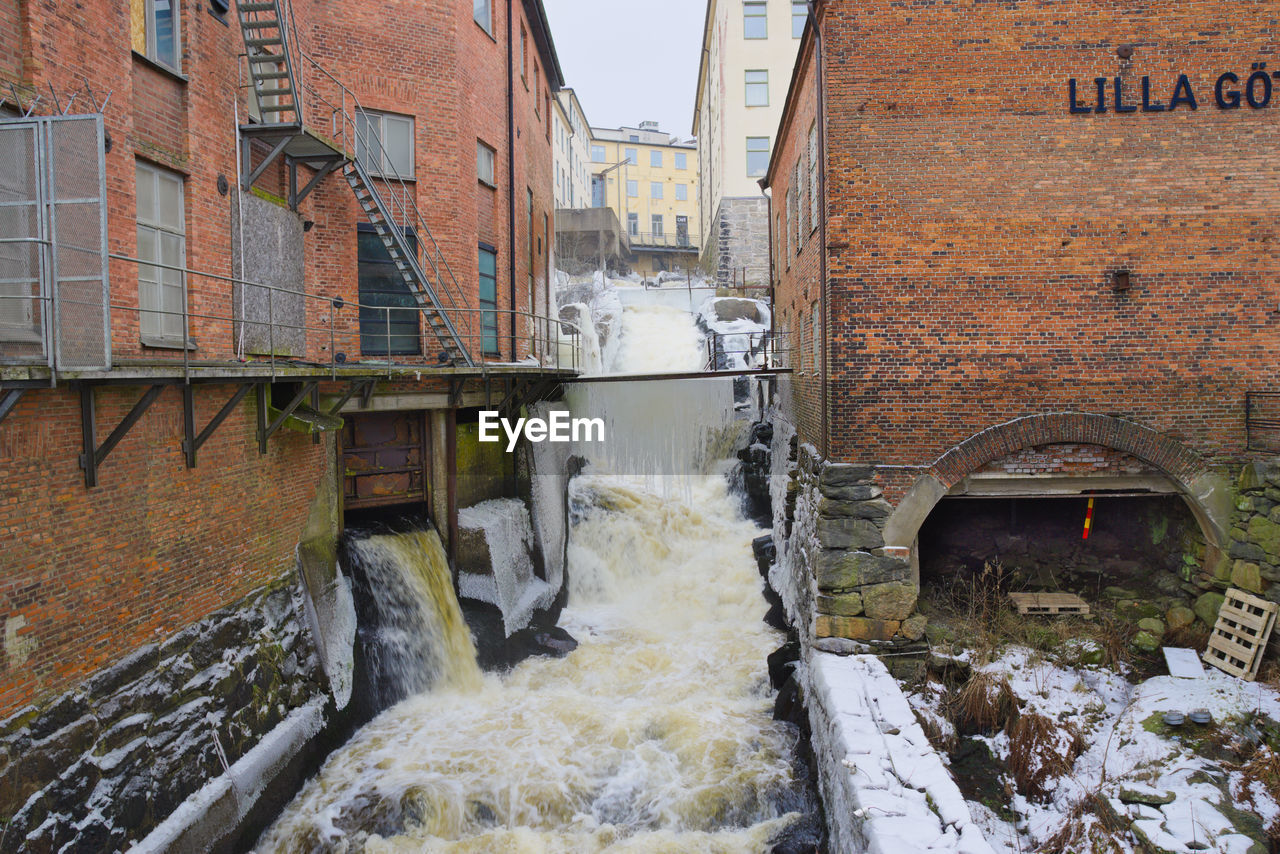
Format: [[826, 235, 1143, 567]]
[[234, 0, 475, 366]]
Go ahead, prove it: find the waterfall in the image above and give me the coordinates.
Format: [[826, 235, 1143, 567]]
[[345, 529, 482, 710]]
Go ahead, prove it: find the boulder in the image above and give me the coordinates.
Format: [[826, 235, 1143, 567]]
[[1194, 591, 1226, 627], [1247, 515, 1280, 558], [862, 582, 918, 621], [1166, 605, 1195, 631], [1131, 630, 1160, 652], [1137, 617, 1166, 637], [1119, 786, 1175, 807], [900, 615, 928, 641]]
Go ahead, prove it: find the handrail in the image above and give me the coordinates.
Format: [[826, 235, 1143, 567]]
[[0, 237, 586, 382]]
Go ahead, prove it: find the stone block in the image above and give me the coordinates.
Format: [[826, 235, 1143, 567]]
[[815, 550, 909, 591], [862, 582, 918, 621], [818, 496, 893, 519], [816, 615, 900, 642], [816, 592, 864, 617], [819, 483, 883, 501], [1230, 541, 1267, 562], [1232, 560, 1264, 594], [1166, 605, 1195, 630], [1248, 515, 1280, 557], [820, 463, 875, 486], [901, 615, 928, 641], [1239, 461, 1269, 491], [816, 516, 884, 550]]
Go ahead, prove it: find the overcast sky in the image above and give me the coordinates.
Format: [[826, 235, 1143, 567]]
[[541, 0, 705, 140]]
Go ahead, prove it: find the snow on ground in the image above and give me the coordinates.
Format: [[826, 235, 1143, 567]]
[[908, 646, 1280, 854]]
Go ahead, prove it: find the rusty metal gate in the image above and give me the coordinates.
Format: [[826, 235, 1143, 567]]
[[342, 410, 431, 510]]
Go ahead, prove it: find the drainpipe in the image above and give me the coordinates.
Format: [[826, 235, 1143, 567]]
[[506, 0, 518, 360], [807, 0, 830, 461]]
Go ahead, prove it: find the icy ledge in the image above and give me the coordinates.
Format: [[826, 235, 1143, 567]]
[[806, 652, 996, 854], [129, 697, 326, 853]]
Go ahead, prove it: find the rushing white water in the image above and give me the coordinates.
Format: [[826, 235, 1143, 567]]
[[346, 530, 482, 709], [609, 304, 707, 374], [258, 476, 803, 853], [257, 289, 804, 852]]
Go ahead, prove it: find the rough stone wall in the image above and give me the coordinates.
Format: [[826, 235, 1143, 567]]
[[704, 197, 771, 290], [1228, 459, 1280, 609], [0, 577, 326, 853]]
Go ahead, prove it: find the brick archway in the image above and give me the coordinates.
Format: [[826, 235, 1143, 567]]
[[882, 412, 1233, 565]]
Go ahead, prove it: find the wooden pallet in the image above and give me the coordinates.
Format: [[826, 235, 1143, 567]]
[[1203, 588, 1278, 681], [1009, 592, 1091, 616]]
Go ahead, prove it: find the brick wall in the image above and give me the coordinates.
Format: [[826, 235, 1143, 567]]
[[771, 1, 1280, 492], [0, 385, 330, 717]]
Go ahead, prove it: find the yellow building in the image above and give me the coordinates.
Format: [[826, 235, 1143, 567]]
[[589, 122, 699, 277]]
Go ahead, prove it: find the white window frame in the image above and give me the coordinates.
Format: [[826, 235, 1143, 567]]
[[474, 0, 492, 35], [477, 140, 496, 187], [675, 183, 688, 201], [650, 150, 663, 168], [744, 0, 767, 38], [675, 152, 687, 170], [626, 180, 638, 198], [808, 122, 820, 231], [650, 181, 663, 200], [745, 70, 769, 107], [625, 147, 638, 165], [651, 214, 664, 237], [135, 161, 187, 345], [794, 160, 804, 249], [356, 110, 415, 179], [627, 212, 639, 236], [591, 144, 606, 162]]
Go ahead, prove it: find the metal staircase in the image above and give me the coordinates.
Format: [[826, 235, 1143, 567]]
[[233, 0, 476, 366]]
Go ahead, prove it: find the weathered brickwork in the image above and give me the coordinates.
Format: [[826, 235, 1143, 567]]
[[0, 386, 331, 718], [769, 2, 1280, 495], [976, 443, 1159, 478]]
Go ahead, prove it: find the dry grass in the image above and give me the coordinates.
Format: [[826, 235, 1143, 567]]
[[1037, 793, 1132, 854], [949, 671, 1018, 735], [1228, 739, 1280, 843], [1005, 712, 1084, 802]]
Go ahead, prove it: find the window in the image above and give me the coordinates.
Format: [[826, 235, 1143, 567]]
[[746, 136, 770, 177], [135, 161, 186, 343], [786, 186, 795, 260], [811, 300, 820, 372], [355, 110, 414, 178], [650, 150, 663, 168], [629, 134, 640, 142], [479, 245, 499, 356], [792, 0, 806, 37], [132, 0, 181, 71], [794, 160, 804, 248], [675, 152, 687, 170], [744, 1, 767, 38], [591, 175, 606, 207], [520, 25, 528, 82], [808, 122, 819, 230], [626, 180, 638, 198], [627, 212, 639, 236], [591, 144, 606, 162], [651, 214, 664, 237], [676, 215, 689, 245], [624, 147, 638, 165], [650, 181, 663, 200], [534, 64, 541, 112], [358, 225, 420, 355], [474, 0, 492, 34], [675, 183, 688, 201], [477, 141, 496, 187], [745, 70, 768, 107]]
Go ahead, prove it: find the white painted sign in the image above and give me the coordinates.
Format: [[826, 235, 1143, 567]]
[[1163, 647, 1206, 679]]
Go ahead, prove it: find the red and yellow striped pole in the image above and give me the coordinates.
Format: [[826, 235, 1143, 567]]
[[1082, 497, 1095, 540]]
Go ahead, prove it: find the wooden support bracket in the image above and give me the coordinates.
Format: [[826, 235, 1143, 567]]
[[183, 382, 257, 468], [80, 384, 166, 488]]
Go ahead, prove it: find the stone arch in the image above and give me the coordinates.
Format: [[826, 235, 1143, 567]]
[[881, 413, 1234, 571]]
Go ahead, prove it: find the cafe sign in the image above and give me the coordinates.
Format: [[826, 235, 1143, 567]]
[[1068, 65, 1277, 113]]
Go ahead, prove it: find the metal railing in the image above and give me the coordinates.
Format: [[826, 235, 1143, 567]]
[[626, 230, 701, 250], [703, 330, 794, 373], [0, 237, 585, 382], [240, 0, 478, 358]]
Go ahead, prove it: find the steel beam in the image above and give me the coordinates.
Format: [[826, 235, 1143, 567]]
[[244, 135, 290, 189], [0, 389, 24, 426], [183, 382, 256, 468], [79, 384, 165, 488], [259, 380, 318, 451], [293, 159, 342, 207]]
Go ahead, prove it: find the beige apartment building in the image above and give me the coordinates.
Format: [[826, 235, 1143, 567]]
[[694, 0, 805, 288], [590, 122, 699, 277], [553, 87, 593, 210]]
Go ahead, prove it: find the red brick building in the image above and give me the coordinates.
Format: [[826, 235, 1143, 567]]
[[0, 0, 571, 846], [766, 0, 1280, 642]]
